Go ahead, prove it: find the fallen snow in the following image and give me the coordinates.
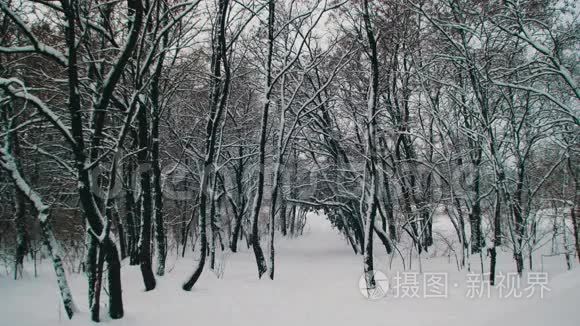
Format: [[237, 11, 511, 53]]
[[1, 213, 578, 326]]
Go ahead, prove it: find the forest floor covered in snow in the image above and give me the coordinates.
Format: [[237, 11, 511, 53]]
[[1, 213, 579, 326]]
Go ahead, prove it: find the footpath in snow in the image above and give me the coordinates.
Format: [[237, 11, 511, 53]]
[[0, 213, 578, 326]]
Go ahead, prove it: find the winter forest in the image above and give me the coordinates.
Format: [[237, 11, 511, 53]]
[[0, 0, 578, 325]]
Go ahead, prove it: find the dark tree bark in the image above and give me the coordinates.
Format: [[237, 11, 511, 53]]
[[229, 145, 246, 252], [248, 0, 275, 279], [151, 26, 168, 277], [209, 178, 219, 270], [104, 238, 124, 318], [469, 152, 485, 254], [10, 126, 28, 280], [280, 198, 287, 236], [13, 187, 28, 280], [568, 157, 580, 262], [183, 0, 231, 291], [63, 0, 143, 319], [91, 243, 106, 322], [86, 232, 98, 314], [137, 102, 156, 291], [111, 204, 127, 260], [125, 152, 139, 265], [490, 190, 501, 286]]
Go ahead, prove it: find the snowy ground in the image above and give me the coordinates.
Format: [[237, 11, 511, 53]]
[[1, 213, 578, 326]]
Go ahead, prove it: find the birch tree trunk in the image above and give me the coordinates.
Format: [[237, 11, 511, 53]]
[[361, 0, 380, 290], [0, 145, 78, 319]]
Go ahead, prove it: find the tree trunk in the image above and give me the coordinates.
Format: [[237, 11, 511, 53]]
[[104, 237, 124, 319], [111, 204, 127, 260], [568, 158, 580, 262], [183, 0, 230, 291], [513, 164, 525, 276], [490, 190, 501, 286], [268, 170, 279, 280], [86, 231, 98, 312], [152, 116, 166, 276], [361, 0, 380, 291], [182, 181, 208, 290], [151, 32, 167, 276], [91, 244, 105, 322], [1, 141, 78, 318], [230, 208, 243, 252], [40, 218, 77, 319], [280, 198, 287, 236], [209, 179, 219, 270], [572, 206, 580, 263], [125, 157, 139, 265], [11, 127, 28, 280], [469, 156, 485, 254], [137, 103, 156, 291], [248, 0, 275, 279], [13, 188, 28, 280]]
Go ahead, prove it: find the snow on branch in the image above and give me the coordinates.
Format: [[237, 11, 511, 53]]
[[0, 77, 77, 147], [0, 1, 68, 66], [494, 81, 580, 126], [0, 144, 50, 222]]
